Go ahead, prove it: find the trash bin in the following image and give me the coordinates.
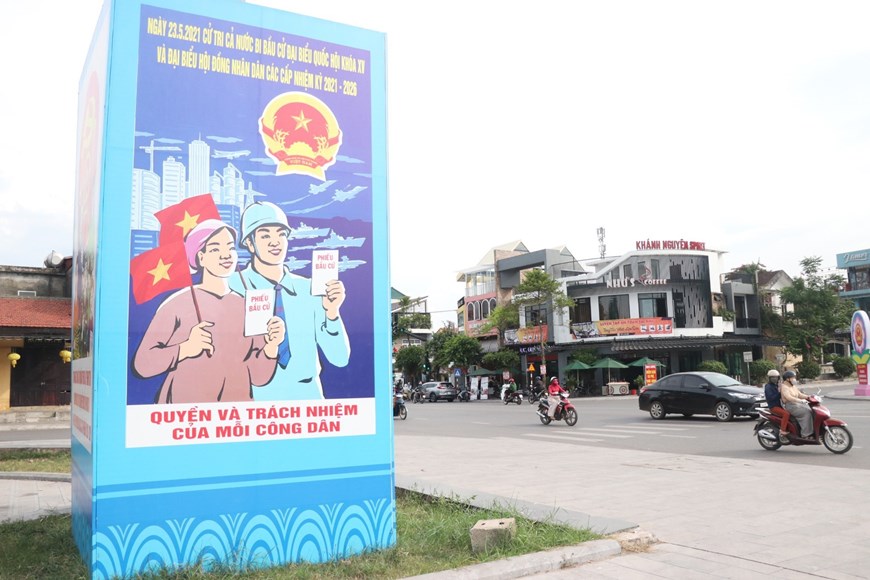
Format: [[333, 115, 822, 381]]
[[601, 385, 609, 396]]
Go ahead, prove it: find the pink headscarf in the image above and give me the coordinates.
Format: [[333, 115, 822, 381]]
[[184, 219, 238, 271]]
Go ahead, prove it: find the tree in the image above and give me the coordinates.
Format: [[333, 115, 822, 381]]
[[428, 326, 459, 376], [392, 296, 431, 342], [481, 349, 520, 376], [441, 334, 483, 373], [394, 345, 426, 385], [476, 304, 519, 348], [511, 268, 574, 382], [778, 257, 852, 364]]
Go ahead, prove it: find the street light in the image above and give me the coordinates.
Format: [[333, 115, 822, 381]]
[[7, 352, 20, 368]]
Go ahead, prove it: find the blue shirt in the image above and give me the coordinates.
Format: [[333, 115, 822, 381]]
[[230, 266, 350, 400], [763, 381, 782, 409]]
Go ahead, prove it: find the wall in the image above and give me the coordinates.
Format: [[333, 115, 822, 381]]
[[0, 266, 70, 298]]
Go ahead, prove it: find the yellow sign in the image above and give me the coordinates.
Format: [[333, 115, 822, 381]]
[[527, 364, 535, 372]]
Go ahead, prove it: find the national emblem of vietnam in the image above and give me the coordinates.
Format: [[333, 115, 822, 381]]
[[259, 91, 342, 180]]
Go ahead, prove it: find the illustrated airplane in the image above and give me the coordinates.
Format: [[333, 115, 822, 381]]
[[333, 185, 367, 201], [213, 149, 251, 160]]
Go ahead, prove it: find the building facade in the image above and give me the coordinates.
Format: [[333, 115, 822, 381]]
[[460, 238, 782, 388], [0, 258, 72, 409]]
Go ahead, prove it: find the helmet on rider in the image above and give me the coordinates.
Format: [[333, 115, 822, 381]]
[[782, 370, 797, 381], [767, 369, 780, 381], [240, 201, 290, 247]]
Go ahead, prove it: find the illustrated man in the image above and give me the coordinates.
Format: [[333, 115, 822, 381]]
[[230, 201, 350, 400]]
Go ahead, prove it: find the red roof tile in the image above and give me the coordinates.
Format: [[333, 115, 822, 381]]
[[0, 297, 71, 329]]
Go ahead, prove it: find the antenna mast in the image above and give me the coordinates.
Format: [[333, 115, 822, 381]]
[[596, 227, 606, 259]]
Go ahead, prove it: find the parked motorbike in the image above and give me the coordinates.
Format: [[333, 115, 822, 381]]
[[410, 386, 426, 404], [393, 393, 407, 420], [536, 392, 578, 426], [754, 394, 853, 454], [457, 387, 471, 402]]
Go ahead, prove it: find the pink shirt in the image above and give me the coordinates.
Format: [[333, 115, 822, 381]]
[[133, 287, 277, 403]]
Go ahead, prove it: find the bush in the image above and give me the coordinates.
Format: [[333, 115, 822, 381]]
[[831, 356, 856, 379], [696, 360, 727, 374], [795, 359, 821, 380], [749, 359, 776, 385]]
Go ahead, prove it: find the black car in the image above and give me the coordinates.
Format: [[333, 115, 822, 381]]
[[638, 371, 765, 422]]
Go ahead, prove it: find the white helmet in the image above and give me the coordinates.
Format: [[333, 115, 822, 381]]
[[767, 369, 780, 379]]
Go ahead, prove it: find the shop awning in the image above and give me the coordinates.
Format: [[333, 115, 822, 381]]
[[608, 336, 784, 352]]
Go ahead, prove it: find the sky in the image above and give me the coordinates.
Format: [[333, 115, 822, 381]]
[[3, 1, 870, 329]]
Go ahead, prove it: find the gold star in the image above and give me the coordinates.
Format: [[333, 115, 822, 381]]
[[147, 259, 172, 285], [292, 109, 312, 132], [176, 211, 201, 238]]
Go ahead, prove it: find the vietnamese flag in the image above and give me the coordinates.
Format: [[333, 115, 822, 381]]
[[130, 241, 192, 304], [155, 194, 220, 245]]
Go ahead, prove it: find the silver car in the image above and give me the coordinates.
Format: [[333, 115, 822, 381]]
[[421, 381, 458, 403]]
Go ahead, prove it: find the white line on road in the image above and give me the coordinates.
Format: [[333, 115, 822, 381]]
[[573, 430, 632, 438], [524, 433, 605, 443], [593, 427, 670, 435], [471, 422, 491, 425], [607, 424, 709, 431], [659, 434, 698, 439]]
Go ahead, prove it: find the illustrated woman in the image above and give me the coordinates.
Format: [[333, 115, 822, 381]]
[[133, 219, 286, 403]]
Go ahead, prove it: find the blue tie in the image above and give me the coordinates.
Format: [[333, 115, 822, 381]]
[[273, 284, 291, 368]]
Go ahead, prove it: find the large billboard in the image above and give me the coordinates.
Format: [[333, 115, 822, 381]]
[[72, 1, 392, 576]]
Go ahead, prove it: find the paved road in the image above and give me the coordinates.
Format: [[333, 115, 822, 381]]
[[399, 391, 870, 469], [3, 387, 869, 578], [396, 389, 870, 578]]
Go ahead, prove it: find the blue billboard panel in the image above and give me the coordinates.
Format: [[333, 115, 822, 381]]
[[73, 1, 392, 577]]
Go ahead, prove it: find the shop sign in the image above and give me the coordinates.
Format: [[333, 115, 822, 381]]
[[636, 239, 706, 251], [505, 324, 548, 345], [606, 277, 667, 288], [570, 318, 673, 339]]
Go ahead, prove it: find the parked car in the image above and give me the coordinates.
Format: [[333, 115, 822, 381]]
[[420, 381, 458, 402], [637, 371, 765, 422]]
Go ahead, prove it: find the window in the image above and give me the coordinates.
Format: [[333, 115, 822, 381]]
[[570, 297, 592, 323], [465, 270, 495, 297], [17, 290, 36, 297], [623, 264, 633, 279], [650, 259, 660, 279], [598, 295, 630, 320], [681, 374, 706, 390], [638, 292, 668, 318], [524, 304, 548, 327]]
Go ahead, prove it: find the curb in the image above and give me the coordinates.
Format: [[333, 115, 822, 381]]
[[404, 539, 622, 579], [0, 472, 71, 482]]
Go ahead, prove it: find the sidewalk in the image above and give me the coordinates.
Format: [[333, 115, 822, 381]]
[[2, 383, 869, 578]]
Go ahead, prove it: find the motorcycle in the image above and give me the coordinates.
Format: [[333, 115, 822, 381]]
[[503, 390, 523, 405], [754, 394, 853, 454], [536, 392, 578, 426], [410, 386, 426, 404], [393, 392, 407, 420], [457, 387, 471, 402]]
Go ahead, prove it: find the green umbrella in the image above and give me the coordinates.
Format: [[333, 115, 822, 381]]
[[564, 360, 591, 390], [591, 357, 629, 384], [627, 357, 665, 368], [564, 360, 592, 370]]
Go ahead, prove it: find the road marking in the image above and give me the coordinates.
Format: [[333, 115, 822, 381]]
[[524, 433, 604, 443], [609, 424, 709, 431], [471, 422, 491, 425], [659, 434, 698, 439], [588, 427, 662, 435], [573, 430, 631, 438]]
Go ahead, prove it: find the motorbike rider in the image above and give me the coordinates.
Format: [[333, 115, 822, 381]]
[[547, 377, 567, 419], [501, 378, 516, 401], [763, 369, 790, 442], [780, 370, 814, 439], [533, 376, 544, 398]]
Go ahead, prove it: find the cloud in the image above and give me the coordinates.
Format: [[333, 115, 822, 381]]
[[207, 135, 243, 143]]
